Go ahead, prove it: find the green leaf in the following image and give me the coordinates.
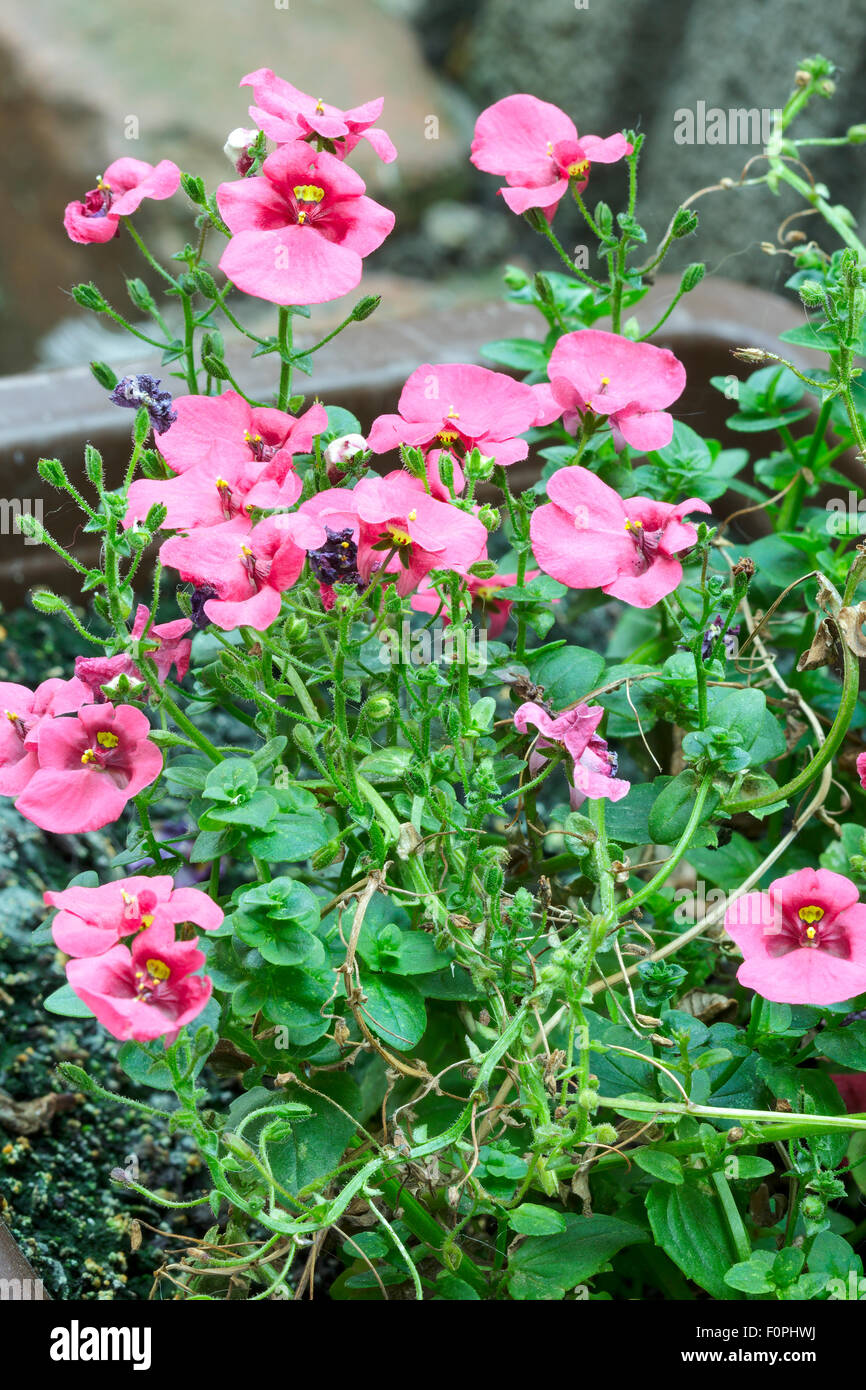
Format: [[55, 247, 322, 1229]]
[[43, 983, 93, 1018], [480, 337, 547, 372], [248, 812, 339, 864], [632, 1149, 684, 1184], [724, 1250, 775, 1294], [200, 789, 278, 830], [527, 644, 605, 705], [818, 1021, 866, 1071], [709, 687, 787, 765], [434, 1272, 481, 1300], [646, 1180, 738, 1299], [360, 974, 427, 1049], [203, 758, 258, 803], [231, 911, 325, 968], [508, 1204, 568, 1235], [648, 771, 720, 844], [227, 1074, 362, 1195], [507, 1212, 648, 1299]]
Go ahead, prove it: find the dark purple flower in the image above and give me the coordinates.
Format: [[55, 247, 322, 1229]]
[[189, 584, 218, 629], [308, 526, 362, 589], [702, 614, 740, 661], [110, 374, 178, 435]]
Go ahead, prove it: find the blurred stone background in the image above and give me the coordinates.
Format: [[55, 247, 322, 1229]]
[[1, 0, 865, 375]]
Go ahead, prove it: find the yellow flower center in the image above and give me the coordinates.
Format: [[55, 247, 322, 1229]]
[[798, 905, 824, 924], [81, 748, 97, 765], [389, 525, 413, 547], [624, 518, 643, 532], [96, 731, 119, 749], [141, 914, 154, 929], [437, 430, 459, 445], [145, 958, 171, 982], [568, 159, 590, 179], [293, 184, 325, 204], [600, 375, 611, 386], [408, 509, 417, 522]]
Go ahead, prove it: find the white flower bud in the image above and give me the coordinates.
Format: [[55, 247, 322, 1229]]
[[324, 433, 367, 467], [223, 127, 258, 170]]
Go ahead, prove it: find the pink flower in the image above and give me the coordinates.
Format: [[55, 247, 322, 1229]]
[[159, 513, 324, 631], [75, 605, 192, 699], [471, 95, 632, 219], [514, 701, 630, 810], [241, 67, 397, 163], [65, 918, 212, 1044], [63, 158, 181, 244], [149, 391, 327, 478], [857, 751, 866, 788], [14, 704, 163, 834], [217, 146, 394, 305], [342, 473, 487, 597], [0, 677, 92, 796], [46, 875, 223, 958], [725, 868, 866, 1007], [125, 449, 304, 533], [368, 362, 557, 468], [531, 466, 710, 609], [547, 330, 687, 452], [411, 566, 540, 639]]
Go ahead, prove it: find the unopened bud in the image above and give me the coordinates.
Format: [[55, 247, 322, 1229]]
[[732, 347, 773, 364], [223, 127, 258, 174]]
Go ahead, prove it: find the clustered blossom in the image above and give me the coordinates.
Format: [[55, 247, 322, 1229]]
[[724, 868, 866, 1006], [531, 466, 710, 608], [471, 94, 632, 219], [513, 701, 630, 809], [63, 158, 181, 244]]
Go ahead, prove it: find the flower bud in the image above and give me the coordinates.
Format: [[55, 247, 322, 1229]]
[[324, 433, 367, 473], [848, 124, 866, 144], [503, 265, 529, 290], [72, 282, 108, 312], [351, 294, 381, 322], [37, 457, 68, 488], [285, 614, 308, 644], [680, 262, 705, 293], [223, 127, 258, 174], [798, 280, 825, 307], [363, 694, 393, 725], [672, 207, 699, 238], [477, 505, 501, 532]]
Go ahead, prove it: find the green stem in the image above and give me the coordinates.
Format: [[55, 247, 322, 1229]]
[[618, 775, 713, 916]]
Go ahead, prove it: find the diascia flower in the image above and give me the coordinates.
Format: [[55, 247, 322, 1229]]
[[217, 146, 394, 305], [305, 473, 488, 597], [124, 450, 304, 533], [14, 704, 163, 834], [857, 751, 866, 788], [546, 330, 687, 452], [411, 565, 540, 639], [159, 513, 325, 630], [513, 701, 630, 809], [74, 604, 192, 699], [148, 390, 327, 478], [531, 466, 710, 608], [63, 158, 181, 244], [65, 918, 212, 1044], [724, 867, 866, 1006], [368, 362, 558, 468], [46, 875, 223, 958], [471, 94, 632, 219], [241, 67, 397, 163], [0, 676, 92, 796]]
